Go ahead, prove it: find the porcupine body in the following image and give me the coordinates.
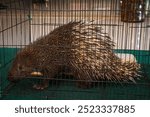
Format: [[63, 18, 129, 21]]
[[8, 21, 140, 89]]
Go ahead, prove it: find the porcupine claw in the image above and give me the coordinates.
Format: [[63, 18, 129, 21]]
[[33, 80, 49, 90]]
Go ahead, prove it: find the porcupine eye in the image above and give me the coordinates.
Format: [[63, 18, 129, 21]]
[[18, 64, 25, 72], [18, 66, 22, 70], [17, 65, 22, 72]]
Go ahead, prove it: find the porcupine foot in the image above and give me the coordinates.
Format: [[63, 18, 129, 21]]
[[76, 81, 92, 89], [33, 79, 49, 90]]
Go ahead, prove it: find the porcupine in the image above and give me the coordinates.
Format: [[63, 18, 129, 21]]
[[8, 21, 140, 90]]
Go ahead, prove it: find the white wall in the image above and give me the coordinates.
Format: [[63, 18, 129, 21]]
[[0, 10, 30, 48], [0, 0, 150, 50]]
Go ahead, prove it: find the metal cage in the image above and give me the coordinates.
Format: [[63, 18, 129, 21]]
[[0, 0, 150, 100]]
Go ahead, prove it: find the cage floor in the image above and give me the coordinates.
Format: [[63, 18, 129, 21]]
[[1, 77, 150, 100], [0, 48, 150, 100]]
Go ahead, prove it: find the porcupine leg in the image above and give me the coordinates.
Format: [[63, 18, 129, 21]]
[[76, 81, 92, 89], [33, 79, 49, 90], [73, 70, 92, 89], [33, 65, 60, 90]]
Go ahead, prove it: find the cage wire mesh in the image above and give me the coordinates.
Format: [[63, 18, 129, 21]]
[[0, 0, 150, 100]]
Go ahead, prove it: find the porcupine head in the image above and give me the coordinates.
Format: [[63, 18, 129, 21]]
[[8, 47, 36, 82]]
